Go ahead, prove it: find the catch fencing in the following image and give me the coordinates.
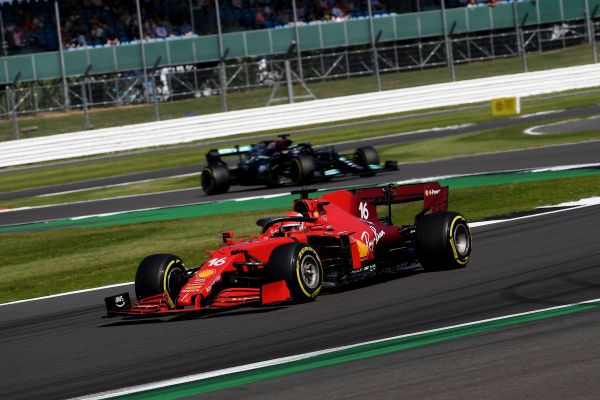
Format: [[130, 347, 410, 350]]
[[1, 63, 599, 168]]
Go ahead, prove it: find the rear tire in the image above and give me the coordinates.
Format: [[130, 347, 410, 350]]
[[267, 243, 323, 302], [353, 146, 379, 176], [416, 212, 472, 271], [135, 254, 188, 308], [290, 155, 315, 185], [201, 164, 230, 195]]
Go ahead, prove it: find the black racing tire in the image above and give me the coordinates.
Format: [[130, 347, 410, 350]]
[[135, 254, 188, 308], [353, 146, 379, 176], [267, 243, 323, 302], [290, 154, 315, 185], [416, 212, 472, 271], [201, 164, 230, 195], [353, 146, 380, 167]]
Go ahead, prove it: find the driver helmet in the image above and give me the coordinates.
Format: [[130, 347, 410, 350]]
[[281, 212, 304, 233]]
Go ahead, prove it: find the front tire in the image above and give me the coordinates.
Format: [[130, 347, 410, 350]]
[[267, 243, 323, 302], [353, 146, 379, 176], [135, 254, 188, 309], [416, 212, 472, 271], [290, 155, 315, 185], [201, 164, 230, 195]]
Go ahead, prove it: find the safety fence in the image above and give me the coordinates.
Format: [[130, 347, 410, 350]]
[[1, 63, 599, 168]]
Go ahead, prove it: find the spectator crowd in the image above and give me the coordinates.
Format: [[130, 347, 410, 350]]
[[1, 0, 519, 55]]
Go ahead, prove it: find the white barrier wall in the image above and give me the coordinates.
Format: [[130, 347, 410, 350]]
[[1, 64, 599, 168]]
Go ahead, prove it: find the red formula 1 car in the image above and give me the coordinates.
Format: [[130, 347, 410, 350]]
[[105, 184, 472, 317]]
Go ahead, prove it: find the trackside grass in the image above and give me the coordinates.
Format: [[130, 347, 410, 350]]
[[1, 88, 599, 196], [2, 118, 599, 209], [1, 174, 599, 303]]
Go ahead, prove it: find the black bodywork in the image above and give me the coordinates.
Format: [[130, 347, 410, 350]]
[[200, 135, 397, 195]]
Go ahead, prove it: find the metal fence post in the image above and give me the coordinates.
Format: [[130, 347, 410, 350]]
[[441, 0, 456, 82], [513, 1, 528, 73], [215, 0, 228, 112], [291, 0, 304, 80], [151, 57, 162, 121], [10, 72, 21, 140], [54, 0, 70, 111], [135, 0, 150, 103], [367, 0, 382, 91], [585, 0, 598, 63], [81, 64, 92, 130]]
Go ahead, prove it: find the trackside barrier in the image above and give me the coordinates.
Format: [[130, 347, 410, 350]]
[[1, 64, 599, 168]]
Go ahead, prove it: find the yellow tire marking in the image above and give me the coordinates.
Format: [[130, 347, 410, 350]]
[[449, 216, 471, 266], [163, 259, 177, 309], [296, 246, 322, 298]]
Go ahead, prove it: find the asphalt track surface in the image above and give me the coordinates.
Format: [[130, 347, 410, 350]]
[[528, 114, 600, 135], [1, 139, 600, 227], [1, 204, 600, 399], [2, 103, 600, 202]]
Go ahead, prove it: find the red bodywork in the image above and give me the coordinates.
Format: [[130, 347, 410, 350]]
[[107, 183, 448, 317]]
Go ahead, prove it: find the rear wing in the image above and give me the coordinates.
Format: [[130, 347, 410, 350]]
[[354, 183, 448, 224], [206, 145, 254, 165], [353, 183, 447, 209], [322, 182, 448, 224]]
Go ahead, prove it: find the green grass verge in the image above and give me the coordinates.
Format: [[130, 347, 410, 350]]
[[2, 174, 599, 303], [2, 86, 600, 197], [2, 115, 599, 209]]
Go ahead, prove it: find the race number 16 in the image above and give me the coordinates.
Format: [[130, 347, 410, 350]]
[[359, 202, 369, 220], [208, 257, 227, 266]]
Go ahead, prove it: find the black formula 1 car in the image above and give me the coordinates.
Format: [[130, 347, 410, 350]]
[[200, 135, 397, 195]]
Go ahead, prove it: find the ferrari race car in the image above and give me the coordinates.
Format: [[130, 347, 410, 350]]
[[200, 135, 397, 195], [105, 183, 472, 317]]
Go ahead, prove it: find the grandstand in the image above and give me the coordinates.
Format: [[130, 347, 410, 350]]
[[0, 1, 508, 56]]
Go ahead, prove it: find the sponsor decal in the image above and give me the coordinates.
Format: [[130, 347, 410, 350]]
[[198, 268, 217, 278], [359, 202, 369, 220], [206, 276, 221, 294], [207, 257, 227, 267], [425, 189, 441, 196], [114, 295, 126, 308], [355, 240, 370, 259], [351, 263, 376, 274], [360, 226, 385, 251], [183, 284, 205, 291]]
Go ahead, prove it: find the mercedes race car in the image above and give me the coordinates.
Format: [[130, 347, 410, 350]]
[[200, 135, 397, 195], [105, 183, 472, 317]]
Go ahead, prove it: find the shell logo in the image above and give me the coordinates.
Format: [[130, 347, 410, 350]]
[[355, 240, 370, 259], [197, 269, 216, 278]]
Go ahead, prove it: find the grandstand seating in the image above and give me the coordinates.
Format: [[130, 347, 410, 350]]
[[0, 0, 516, 56]]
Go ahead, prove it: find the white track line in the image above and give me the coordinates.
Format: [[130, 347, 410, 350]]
[[524, 114, 600, 135], [0, 282, 134, 307], [73, 296, 600, 400], [518, 109, 565, 119]]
